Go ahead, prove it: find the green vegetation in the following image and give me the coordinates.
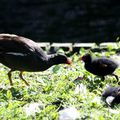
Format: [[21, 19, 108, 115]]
[[0, 48, 120, 120]]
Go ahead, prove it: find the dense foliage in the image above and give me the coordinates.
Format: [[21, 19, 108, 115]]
[[0, 48, 120, 120]]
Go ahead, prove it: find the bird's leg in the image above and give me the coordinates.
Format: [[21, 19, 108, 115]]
[[19, 71, 29, 86], [111, 73, 119, 81], [8, 70, 14, 86]]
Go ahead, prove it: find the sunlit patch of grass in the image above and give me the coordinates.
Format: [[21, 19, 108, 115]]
[[0, 49, 120, 119]]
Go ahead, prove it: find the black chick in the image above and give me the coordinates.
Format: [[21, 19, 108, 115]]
[[80, 53, 119, 80], [0, 33, 72, 86], [102, 86, 120, 106]]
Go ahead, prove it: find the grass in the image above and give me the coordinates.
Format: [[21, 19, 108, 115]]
[[0, 48, 120, 120]]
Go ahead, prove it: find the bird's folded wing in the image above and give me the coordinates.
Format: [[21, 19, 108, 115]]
[[96, 58, 117, 69], [0, 34, 36, 54]]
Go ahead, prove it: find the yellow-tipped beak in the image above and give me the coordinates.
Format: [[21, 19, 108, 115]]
[[67, 59, 72, 65]]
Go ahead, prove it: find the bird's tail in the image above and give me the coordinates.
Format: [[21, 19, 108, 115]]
[[110, 55, 120, 67]]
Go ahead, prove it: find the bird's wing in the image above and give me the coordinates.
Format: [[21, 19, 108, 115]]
[[0, 34, 36, 54], [94, 58, 118, 69], [0, 34, 48, 61]]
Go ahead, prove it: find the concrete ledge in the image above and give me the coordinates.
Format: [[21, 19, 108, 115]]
[[50, 43, 73, 51], [100, 42, 118, 48], [37, 42, 50, 50], [73, 43, 96, 48], [36, 42, 119, 53], [73, 43, 96, 52]]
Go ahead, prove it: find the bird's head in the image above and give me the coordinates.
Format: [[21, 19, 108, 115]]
[[49, 54, 72, 65], [55, 54, 72, 65], [80, 53, 92, 63]]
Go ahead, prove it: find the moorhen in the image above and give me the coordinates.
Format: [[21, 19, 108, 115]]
[[80, 53, 119, 80], [0, 33, 72, 86], [102, 86, 120, 106]]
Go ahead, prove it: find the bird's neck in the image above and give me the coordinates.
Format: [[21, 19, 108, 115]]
[[47, 54, 59, 66], [85, 59, 92, 65], [84, 58, 92, 69]]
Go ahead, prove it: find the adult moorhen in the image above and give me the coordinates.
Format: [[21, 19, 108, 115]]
[[0, 33, 72, 86], [80, 53, 119, 80]]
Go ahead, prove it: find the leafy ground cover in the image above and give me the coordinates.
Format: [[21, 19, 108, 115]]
[[0, 48, 120, 120]]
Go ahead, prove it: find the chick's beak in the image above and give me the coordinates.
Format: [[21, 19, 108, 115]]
[[66, 59, 72, 65]]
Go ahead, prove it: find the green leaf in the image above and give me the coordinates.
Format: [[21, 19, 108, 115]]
[[7, 90, 12, 100], [52, 65, 60, 73]]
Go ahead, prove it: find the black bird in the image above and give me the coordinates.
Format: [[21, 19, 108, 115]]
[[0, 33, 72, 86], [80, 53, 119, 80], [102, 86, 120, 106]]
